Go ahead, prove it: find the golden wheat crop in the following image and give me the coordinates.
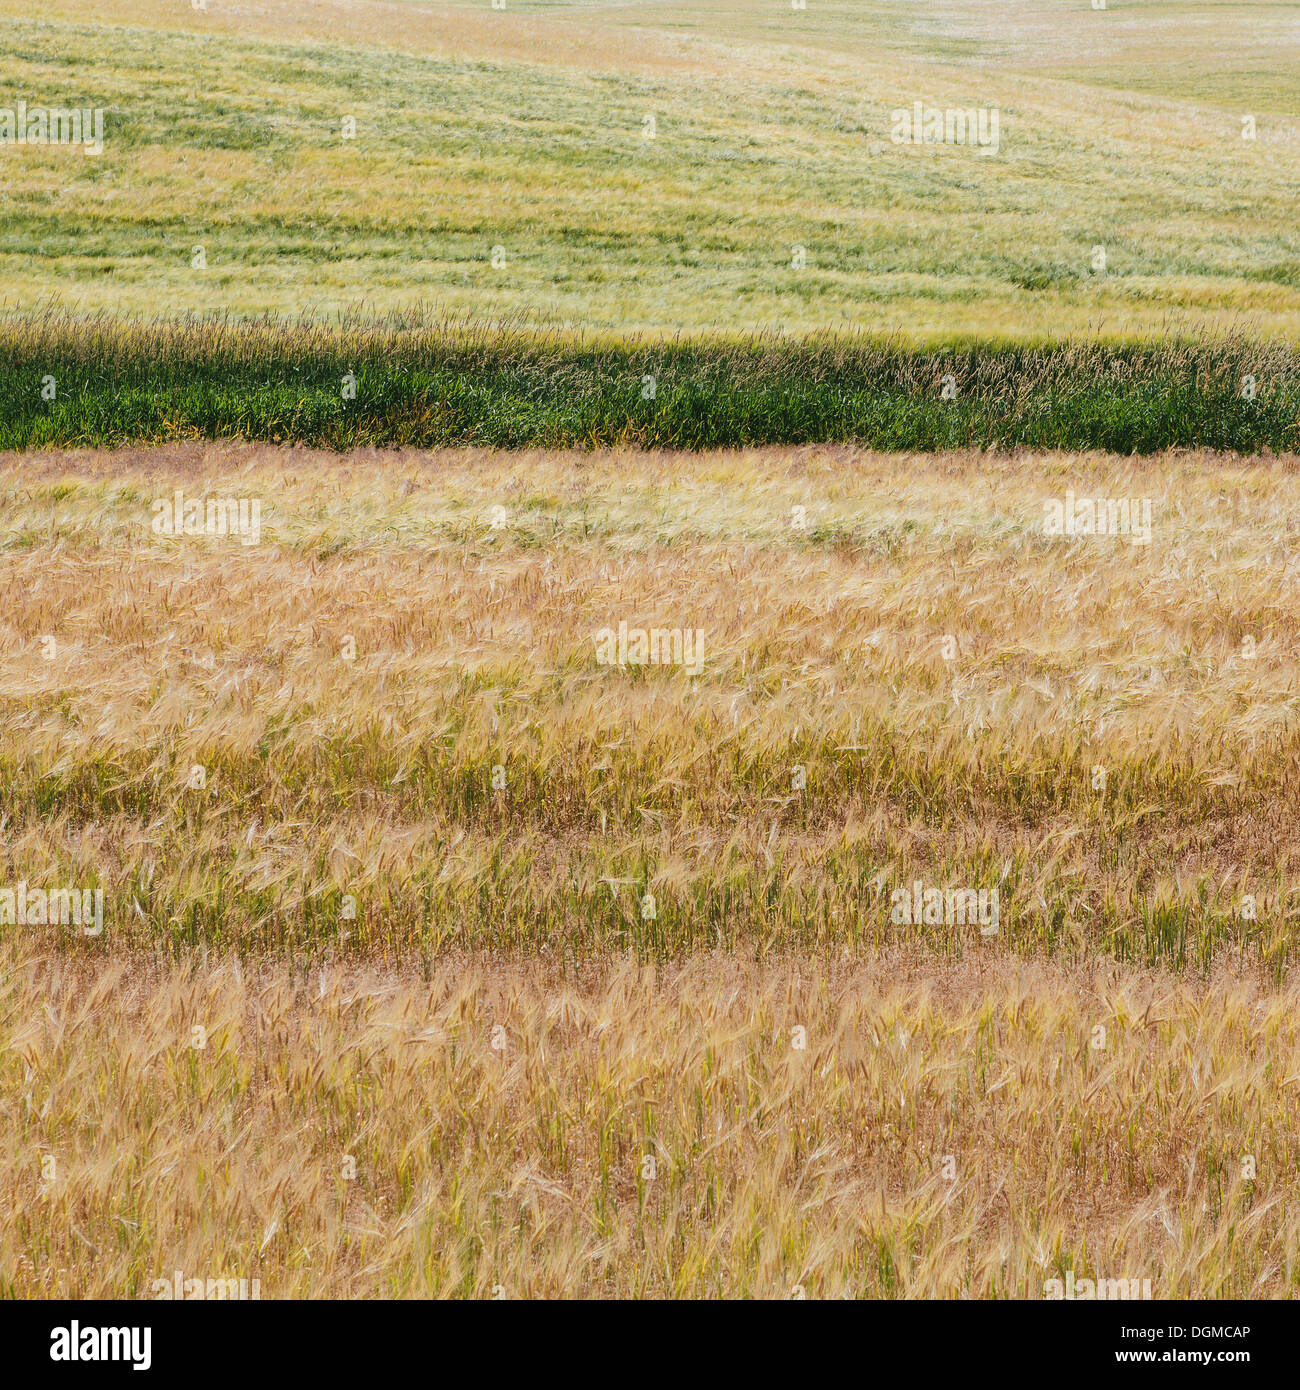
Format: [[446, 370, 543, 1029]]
[[5, 943, 1300, 1298], [1, 442, 1299, 962], [3, 441, 1300, 1297]]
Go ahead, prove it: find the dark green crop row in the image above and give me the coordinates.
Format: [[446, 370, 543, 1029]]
[[3, 313, 1297, 454]]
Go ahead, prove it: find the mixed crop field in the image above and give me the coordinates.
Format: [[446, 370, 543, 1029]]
[[3, 0, 1300, 1313]]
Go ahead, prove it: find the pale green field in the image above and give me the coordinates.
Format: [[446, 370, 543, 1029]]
[[1, 0, 1298, 339]]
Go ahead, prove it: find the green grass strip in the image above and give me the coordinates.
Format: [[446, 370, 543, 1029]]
[[4, 313, 1298, 454]]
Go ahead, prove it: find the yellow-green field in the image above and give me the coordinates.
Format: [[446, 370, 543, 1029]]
[[3, 442, 1300, 1297], [3, 0, 1299, 338]]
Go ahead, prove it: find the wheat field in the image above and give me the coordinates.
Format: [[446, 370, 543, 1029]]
[[6, 946, 1298, 1299], [3, 0, 1298, 338], [6, 0, 1299, 1325], [3, 441, 1300, 1297]]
